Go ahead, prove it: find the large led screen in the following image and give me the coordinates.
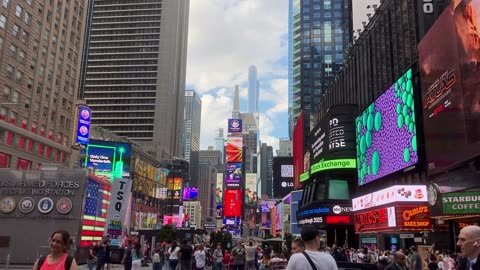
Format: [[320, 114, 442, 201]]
[[272, 157, 294, 199], [356, 69, 418, 185], [225, 137, 243, 163], [84, 140, 132, 182], [292, 113, 304, 189], [225, 163, 242, 188], [224, 189, 242, 217], [419, 0, 480, 175]]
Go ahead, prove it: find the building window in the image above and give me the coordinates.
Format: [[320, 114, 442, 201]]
[[0, 152, 10, 168], [2, 0, 8, 8], [18, 50, 25, 63], [9, 44, 17, 57], [24, 11, 31, 24], [3, 86, 11, 100], [0, 36, 3, 49], [15, 71, 23, 83], [0, 15, 6, 29], [12, 91, 19, 103], [12, 24, 20, 37], [15, 4, 23, 17], [21, 30, 29, 44], [6, 65, 14, 78], [25, 97, 31, 109], [16, 158, 32, 170]]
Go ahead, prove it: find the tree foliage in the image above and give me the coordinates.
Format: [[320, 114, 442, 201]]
[[157, 225, 177, 243]]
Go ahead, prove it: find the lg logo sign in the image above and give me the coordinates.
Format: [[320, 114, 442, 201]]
[[281, 182, 294, 188], [423, 0, 433, 14]]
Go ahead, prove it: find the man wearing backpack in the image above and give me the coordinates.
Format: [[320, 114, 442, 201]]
[[231, 240, 246, 270]]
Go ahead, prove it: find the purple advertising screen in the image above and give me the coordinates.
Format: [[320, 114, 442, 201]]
[[419, 1, 480, 175], [356, 68, 418, 186], [183, 187, 198, 200], [225, 163, 242, 188], [228, 119, 243, 133]]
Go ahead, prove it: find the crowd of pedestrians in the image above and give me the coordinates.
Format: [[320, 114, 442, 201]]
[[35, 224, 480, 270]]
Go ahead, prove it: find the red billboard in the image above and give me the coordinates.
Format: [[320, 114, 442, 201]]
[[354, 206, 432, 232], [293, 113, 304, 189], [224, 189, 242, 217], [419, 0, 480, 175]]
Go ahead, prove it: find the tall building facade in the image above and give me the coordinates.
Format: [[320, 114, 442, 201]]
[[182, 90, 201, 162], [0, 0, 89, 169], [277, 139, 293, 157], [183, 201, 202, 229], [260, 143, 274, 198], [197, 164, 216, 222], [80, 0, 190, 161], [247, 65, 259, 113], [213, 128, 224, 160], [288, 0, 353, 137]]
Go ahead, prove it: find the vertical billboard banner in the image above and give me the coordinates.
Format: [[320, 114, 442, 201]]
[[106, 178, 132, 246], [293, 113, 304, 189], [245, 173, 258, 204], [228, 119, 243, 133], [225, 163, 242, 188], [133, 158, 156, 196], [76, 106, 91, 145], [272, 157, 294, 198], [356, 68, 418, 186], [419, 1, 480, 175], [224, 189, 242, 217], [84, 140, 132, 182], [226, 137, 243, 163]]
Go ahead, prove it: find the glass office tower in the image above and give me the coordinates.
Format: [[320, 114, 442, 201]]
[[288, 0, 352, 137]]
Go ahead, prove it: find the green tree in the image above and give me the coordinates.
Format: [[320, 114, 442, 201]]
[[157, 225, 177, 243], [284, 233, 293, 255]]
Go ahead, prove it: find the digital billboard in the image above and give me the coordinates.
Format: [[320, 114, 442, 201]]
[[225, 163, 242, 188], [272, 157, 294, 198], [352, 185, 427, 211], [419, 0, 480, 175], [224, 189, 242, 217], [276, 202, 283, 231], [183, 187, 198, 201], [356, 69, 418, 185], [225, 137, 243, 163], [228, 119, 243, 133], [76, 106, 91, 145], [84, 140, 132, 182]]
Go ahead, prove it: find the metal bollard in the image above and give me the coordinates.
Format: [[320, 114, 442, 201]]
[[5, 253, 10, 270]]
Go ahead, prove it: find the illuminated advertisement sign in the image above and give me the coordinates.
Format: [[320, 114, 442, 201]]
[[356, 68, 418, 186], [309, 105, 357, 164], [310, 159, 356, 174], [418, 1, 480, 175], [276, 203, 283, 231], [105, 178, 132, 246], [225, 163, 242, 188], [167, 178, 182, 200], [273, 157, 294, 198], [297, 204, 353, 218], [352, 185, 427, 211], [76, 106, 91, 145], [297, 204, 353, 226], [133, 158, 157, 196], [354, 207, 397, 232], [399, 206, 431, 228], [80, 176, 111, 247], [224, 189, 242, 217], [84, 140, 132, 182], [442, 192, 480, 215], [326, 216, 351, 224], [183, 187, 198, 201], [225, 137, 243, 163], [228, 119, 243, 133]]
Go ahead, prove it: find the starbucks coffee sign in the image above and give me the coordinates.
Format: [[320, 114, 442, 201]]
[[442, 192, 480, 215]]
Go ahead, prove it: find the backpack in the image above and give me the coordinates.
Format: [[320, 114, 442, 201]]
[[152, 252, 161, 263], [38, 255, 73, 270]]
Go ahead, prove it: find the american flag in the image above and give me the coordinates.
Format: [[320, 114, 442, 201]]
[[80, 176, 111, 247]]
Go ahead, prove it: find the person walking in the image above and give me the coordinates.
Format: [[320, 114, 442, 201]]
[[411, 246, 423, 270], [88, 242, 97, 270], [194, 245, 207, 270], [286, 226, 338, 270], [245, 239, 257, 270], [231, 241, 246, 270], [385, 252, 409, 270], [33, 230, 77, 270], [152, 243, 164, 270], [213, 244, 224, 270], [131, 243, 142, 270], [291, 238, 305, 255], [167, 241, 181, 270], [121, 239, 133, 270]]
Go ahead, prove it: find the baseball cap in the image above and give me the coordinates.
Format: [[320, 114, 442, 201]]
[[301, 226, 320, 242]]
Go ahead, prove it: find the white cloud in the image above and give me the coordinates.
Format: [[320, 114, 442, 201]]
[[187, 0, 289, 150]]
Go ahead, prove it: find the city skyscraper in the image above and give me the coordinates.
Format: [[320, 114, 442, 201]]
[[80, 0, 190, 161], [182, 90, 201, 162], [247, 65, 259, 113], [214, 128, 225, 160], [260, 143, 274, 198], [0, 0, 90, 169], [288, 0, 352, 137]]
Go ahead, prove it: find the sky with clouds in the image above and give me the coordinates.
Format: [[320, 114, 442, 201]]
[[186, 0, 380, 152]]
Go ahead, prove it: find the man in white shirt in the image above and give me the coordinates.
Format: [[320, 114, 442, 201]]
[[194, 244, 207, 270], [457, 225, 480, 270], [286, 226, 338, 270]]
